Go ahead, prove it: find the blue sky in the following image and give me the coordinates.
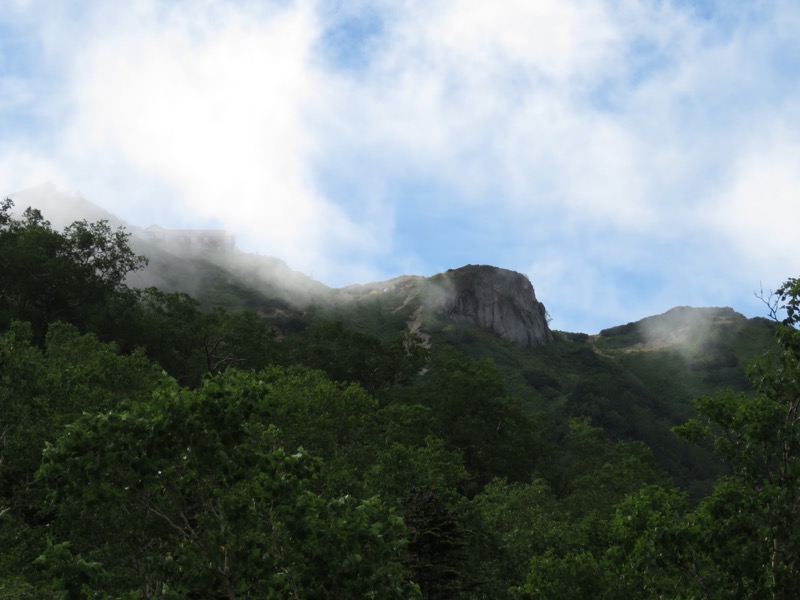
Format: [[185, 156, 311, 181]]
[[1, 0, 799, 333]]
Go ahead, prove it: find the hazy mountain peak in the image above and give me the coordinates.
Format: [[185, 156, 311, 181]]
[[10, 184, 124, 230], [598, 306, 750, 353]]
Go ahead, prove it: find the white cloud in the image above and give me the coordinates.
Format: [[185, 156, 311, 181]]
[[1, 1, 392, 282], [314, 0, 680, 229], [59, 2, 383, 279], [706, 140, 800, 278], [0, 152, 65, 193]]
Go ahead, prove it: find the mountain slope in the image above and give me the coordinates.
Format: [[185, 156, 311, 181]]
[[9, 191, 778, 494]]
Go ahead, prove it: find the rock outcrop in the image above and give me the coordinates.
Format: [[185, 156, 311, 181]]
[[436, 265, 553, 348]]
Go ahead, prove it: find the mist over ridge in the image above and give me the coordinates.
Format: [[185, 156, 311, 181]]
[[5, 184, 772, 343]]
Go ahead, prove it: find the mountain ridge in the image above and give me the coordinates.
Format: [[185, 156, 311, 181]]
[[1, 188, 781, 494], [7, 186, 758, 345]]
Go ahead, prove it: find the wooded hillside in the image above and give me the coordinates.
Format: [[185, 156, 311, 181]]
[[2, 200, 798, 599]]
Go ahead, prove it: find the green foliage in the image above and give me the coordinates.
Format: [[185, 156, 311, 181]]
[[33, 540, 101, 600], [241, 365, 382, 497], [0, 199, 146, 342], [420, 321, 730, 492], [36, 368, 420, 598], [669, 282, 800, 598], [392, 348, 545, 494], [0, 321, 165, 496], [471, 478, 563, 596], [0, 321, 168, 592], [525, 548, 615, 600], [128, 287, 280, 386], [400, 488, 469, 599], [555, 418, 667, 518], [283, 320, 428, 395], [366, 438, 467, 503], [8, 198, 800, 598], [364, 438, 475, 598]]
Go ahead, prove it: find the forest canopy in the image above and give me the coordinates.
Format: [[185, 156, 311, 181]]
[[1, 201, 798, 598]]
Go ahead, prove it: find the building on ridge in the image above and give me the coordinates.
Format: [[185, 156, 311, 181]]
[[140, 224, 236, 253]]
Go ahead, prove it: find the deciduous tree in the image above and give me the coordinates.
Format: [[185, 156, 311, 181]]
[[37, 367, 419, 598], [0, 199, 146, 341]]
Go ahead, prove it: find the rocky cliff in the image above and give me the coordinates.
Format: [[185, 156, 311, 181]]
[[435, 265, 553, 348]]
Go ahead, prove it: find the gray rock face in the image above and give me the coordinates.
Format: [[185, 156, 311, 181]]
[[439, 265, 553, 348]]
